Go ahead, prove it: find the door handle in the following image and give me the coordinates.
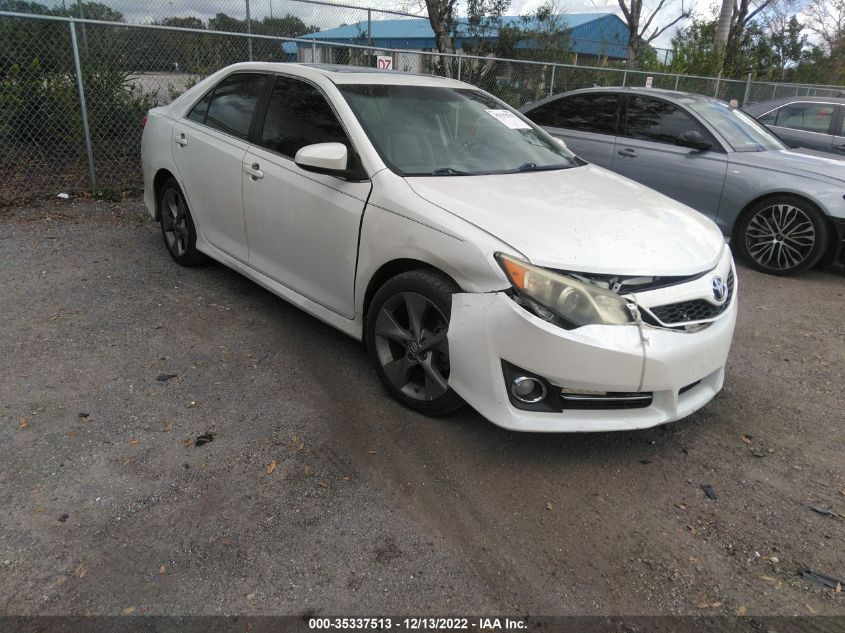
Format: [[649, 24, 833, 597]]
[[617, 148, 638, 158], [175, 132, 188, 147], [244, 162, 264, 180]]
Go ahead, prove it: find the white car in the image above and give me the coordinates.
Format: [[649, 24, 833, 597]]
[[141, 62, 737, 433]]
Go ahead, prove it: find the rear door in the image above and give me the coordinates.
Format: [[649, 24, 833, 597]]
[[612, 95, 728, 219], [171, 72, 266, 262], [241, 75, 371, 319], [524, 93, 620, 168], [759, 101, 836, 152]]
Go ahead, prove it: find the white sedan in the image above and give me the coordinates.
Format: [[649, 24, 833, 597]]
[[141, 62, 737, 432]]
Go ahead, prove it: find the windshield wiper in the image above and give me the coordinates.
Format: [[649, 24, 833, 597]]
[[505, 162, 572, 173], [431, 167, 470, 176]]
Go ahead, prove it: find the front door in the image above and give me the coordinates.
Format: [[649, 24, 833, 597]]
[[242, 75, 371, 319], [612, 95, 728, 219]]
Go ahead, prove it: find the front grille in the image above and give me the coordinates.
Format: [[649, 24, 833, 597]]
[[648, 269, 734, 325]]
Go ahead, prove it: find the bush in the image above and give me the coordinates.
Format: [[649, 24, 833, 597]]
[[0, 57, 156, 150]]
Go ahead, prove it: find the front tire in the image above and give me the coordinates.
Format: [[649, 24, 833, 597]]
[[366, 270, 464, 416], [735, 195, 829, 276], [159, 178, 204, 266]]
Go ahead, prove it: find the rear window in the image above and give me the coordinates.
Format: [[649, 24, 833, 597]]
[[554, 94, 620, 134], [188, 73, 265, 140]]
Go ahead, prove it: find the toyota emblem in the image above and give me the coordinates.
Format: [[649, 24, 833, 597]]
[[712, 276, 727, 303]]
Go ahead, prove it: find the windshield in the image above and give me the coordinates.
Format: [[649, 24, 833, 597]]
[[338, 84, 578, 176], [688, 100, 786, 153]]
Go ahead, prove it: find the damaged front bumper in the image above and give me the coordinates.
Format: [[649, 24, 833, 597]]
[[447, 288, 737, 433]]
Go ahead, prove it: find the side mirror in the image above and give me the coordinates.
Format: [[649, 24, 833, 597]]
[[295, 142, 348, 174], [675, 130, 712, 151]]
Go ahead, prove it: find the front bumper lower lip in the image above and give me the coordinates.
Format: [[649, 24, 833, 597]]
[[446, 288, 737, 433]]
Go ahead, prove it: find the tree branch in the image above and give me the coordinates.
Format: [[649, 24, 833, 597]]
[[638, 0, 669, 37], [645, 2, 691, 41], [617, 0, 633, 25], [742, 0, 772, 26]]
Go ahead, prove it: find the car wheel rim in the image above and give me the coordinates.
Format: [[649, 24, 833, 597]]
[[162, 189, 189, 257], [745, 203, 815, 271], [373, 291, 450, 402]]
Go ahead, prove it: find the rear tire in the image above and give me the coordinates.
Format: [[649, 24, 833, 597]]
[[366, 270, 465, 417], [734, 195, 829, 276], [159, 178, 204, 267]]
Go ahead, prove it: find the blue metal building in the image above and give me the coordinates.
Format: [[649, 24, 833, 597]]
[[298, 13, 629, 61]]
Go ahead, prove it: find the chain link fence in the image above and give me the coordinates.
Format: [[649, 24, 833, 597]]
[[2, 9, 845, 206]]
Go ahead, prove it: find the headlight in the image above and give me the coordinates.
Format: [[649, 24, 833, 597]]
[[496, 253, 634, 327]]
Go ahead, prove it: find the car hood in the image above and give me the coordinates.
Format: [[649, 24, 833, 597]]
[[730, 148, 845, 181], [405, 164, 725, 276]]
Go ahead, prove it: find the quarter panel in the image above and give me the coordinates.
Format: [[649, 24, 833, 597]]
[[141, 111, 178, 219], [716, 157, 845, 235]]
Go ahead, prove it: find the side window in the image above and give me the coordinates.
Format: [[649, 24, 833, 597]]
[[624, 96, 708, 145], [187, 91, 212, 124], [756, 107, 778, 126], [259, 76, 350, 158], [525, 101, 559, 127], [554, 94, 620, 134], [774, 103, 834, 134], [202, 73, 265, 140]]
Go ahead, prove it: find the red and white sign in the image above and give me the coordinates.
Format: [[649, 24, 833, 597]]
[[376, 55, 393, 70], [645, 76, 654, 88]]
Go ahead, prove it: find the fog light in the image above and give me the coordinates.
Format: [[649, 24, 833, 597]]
[[511, 376, 548, 403]]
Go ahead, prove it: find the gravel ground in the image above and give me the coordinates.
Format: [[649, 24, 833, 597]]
[[0, 199, 843, 617]]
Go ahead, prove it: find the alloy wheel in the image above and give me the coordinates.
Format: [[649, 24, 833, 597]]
[[161, 188, 190, 257], [372, 291, 450, 402], [744, 203, 815, 271]]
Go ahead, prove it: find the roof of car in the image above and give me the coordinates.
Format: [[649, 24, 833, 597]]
[[215, 61, 470, 88], [742, 95, 845, 116], [519, 85, 716, 113]]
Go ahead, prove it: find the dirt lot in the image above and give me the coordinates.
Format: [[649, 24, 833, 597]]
[[0, 199, 843, 617]]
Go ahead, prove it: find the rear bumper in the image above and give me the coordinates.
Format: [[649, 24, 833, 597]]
[[447, 288, 737, 433]]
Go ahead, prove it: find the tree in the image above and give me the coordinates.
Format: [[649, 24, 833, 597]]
[[160, 16, 205, 30], [617, 0, 692, 68], [424, 0, 458, 75], [714, 0, 733, 55], [258, 15, 317, 38], [805, 0, 845, 51], [73, 2, 124, 22], [669, 14, 791, 78], [767, 14, 805, 79], [669, 17, 718, 74], [722, 0, 775, 76], [464, 0, 511, 55]]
